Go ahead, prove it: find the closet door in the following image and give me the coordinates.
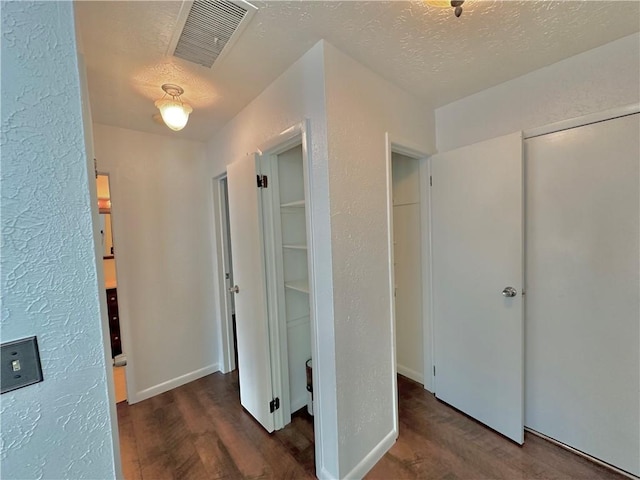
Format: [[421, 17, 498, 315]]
[[525, 113, 639, 475], [431, 132, 524, 444], [227, 155, 275, 432]]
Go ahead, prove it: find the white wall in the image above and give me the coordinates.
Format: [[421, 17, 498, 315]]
[[1, 3, 116, 478], [436, 33, 640, 151], [94, 123, 219, 403], [204, 41, 340, 479], [322, 42, 435, 478]]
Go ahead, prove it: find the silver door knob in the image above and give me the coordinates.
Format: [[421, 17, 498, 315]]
[[229, 285, 239, 294], [502, 286, 517, 297]]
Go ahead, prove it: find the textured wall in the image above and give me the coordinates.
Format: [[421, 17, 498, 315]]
[[93, 124, 218, 403], [1, 2, 116, 478], [435, 33, 640, 151], [322, 43, 435, 477]]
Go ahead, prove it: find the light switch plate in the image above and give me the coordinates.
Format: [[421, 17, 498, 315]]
[[1, 336, 44, 394]]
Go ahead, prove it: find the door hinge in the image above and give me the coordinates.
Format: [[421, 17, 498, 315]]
[[433, 365, 436, 376], [269, 397, 280, 413], [257, 174, 268, 188], [430, 175, 432, 187]]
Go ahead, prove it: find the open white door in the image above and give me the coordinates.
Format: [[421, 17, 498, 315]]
[[227, 155, 275, 432], [431, 132, 524, 444]]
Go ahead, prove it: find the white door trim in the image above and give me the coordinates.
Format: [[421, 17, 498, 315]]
[[524, 103, 640, 139], [95, 172, 137, 406], [385, 133, 435, 416], [213, 174, 237, 374], [256, 121, 330, 478], [256, 124, 309, 432]]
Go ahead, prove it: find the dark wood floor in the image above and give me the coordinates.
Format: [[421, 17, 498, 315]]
[[118, 372, 626, 479]]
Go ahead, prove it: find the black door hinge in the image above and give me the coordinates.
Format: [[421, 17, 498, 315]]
[[433, 365, 436, 376], [257, 175, 268, 188], [269, 397, 280, 413], [430, 176, 432, 187]]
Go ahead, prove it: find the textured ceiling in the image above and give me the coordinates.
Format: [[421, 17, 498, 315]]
[[75, 1, 640, 142]]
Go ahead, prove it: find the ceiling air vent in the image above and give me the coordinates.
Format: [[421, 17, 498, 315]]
[[169, 0, 257, 68]]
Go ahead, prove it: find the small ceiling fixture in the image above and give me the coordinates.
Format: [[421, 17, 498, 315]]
[[426, 0, 465, 17], [154, 84, 193, 131]]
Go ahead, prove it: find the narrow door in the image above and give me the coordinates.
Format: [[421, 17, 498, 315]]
[[227, 155, 275, 432], [431, 132, 524, 444]]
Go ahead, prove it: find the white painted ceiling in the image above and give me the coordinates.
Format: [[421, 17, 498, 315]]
[[75, 1, 640, 142]]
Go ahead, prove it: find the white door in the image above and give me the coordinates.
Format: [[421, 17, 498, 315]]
[[431, 132, 524, 444], [525, 113, 639, 475], [227, 155, 275, 432]]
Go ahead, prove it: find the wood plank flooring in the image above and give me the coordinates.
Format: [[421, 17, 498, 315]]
[[117, 372, 627, 479]]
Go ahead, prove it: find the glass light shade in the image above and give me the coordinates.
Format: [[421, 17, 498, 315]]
[[154, 98, 193, 131]]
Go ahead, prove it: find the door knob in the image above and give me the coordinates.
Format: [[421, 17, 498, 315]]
[[229, 285, 239, 294], [502, 286, 517, 297]]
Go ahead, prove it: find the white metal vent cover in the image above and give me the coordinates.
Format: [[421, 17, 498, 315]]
[[168, 0, 257, 68]]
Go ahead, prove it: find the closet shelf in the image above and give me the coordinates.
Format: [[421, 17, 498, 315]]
[[284, 279, 309, 294], [283, 244, 307, 250], [280, 200, 305, 208]]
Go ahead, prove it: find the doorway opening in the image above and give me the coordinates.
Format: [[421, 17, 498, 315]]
[[96, 173, 127, 404], [219, 122, 324, 476], [216, 175, 238, 373], [391, 152, 425, 385], [224, 138, 315, 429], [386, 137, 434, 396]]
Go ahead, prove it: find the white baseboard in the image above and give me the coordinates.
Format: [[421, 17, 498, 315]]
[[291, 394, 308, 414], [397, 364, 424, 385], [129, 364, 220, 404], [318, 466, 338, 480], [343, 428, 397, 480]]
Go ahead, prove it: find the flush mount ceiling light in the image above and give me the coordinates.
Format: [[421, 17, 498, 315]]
[[426, 0, 465, 17], [154, 84, 193, 131]]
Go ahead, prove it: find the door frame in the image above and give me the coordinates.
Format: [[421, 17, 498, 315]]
[[255, 122, 314, 429], [385, 133, 435, 408], [96, 171, 134, 405], [523, 103, 640, 140], [216, 121, 330, 475], [254, 120, 328, 472], [214, 174, 237, 374]]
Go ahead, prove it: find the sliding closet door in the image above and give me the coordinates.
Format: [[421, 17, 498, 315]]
[[525, 113, 639, 475], [431, 132, 524, 444]]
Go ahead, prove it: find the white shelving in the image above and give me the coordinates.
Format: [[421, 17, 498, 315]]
[[283, 244, 307, 250], [281, 200, 305, 209], [284, 279, 310, 294], [275, 143, 312, 415]]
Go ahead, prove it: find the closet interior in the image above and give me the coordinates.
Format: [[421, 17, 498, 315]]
[[268, 143, 314, 418]]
